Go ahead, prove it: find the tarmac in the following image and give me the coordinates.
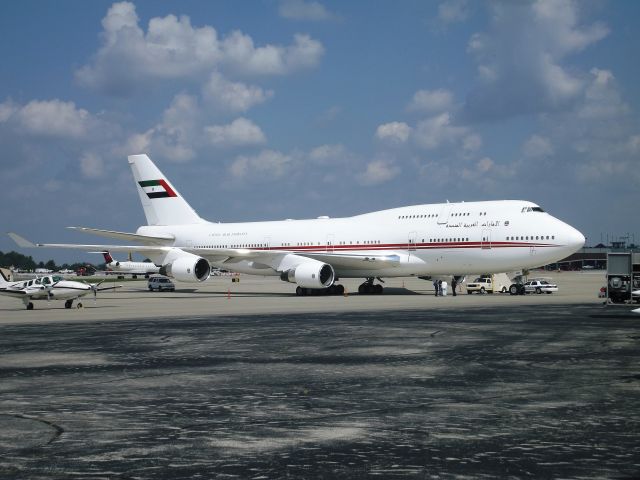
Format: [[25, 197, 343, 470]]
[[0, 271, 639, 478]]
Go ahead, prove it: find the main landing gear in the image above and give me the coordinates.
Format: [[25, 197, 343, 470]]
[[65, 299, 74, 309], [295, 284, 345, 296], [358, 278, 384, 295], [26, 302, 34, 310]]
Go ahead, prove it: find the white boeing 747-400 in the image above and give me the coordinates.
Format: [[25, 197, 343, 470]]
[[9, 154, 585, 296]]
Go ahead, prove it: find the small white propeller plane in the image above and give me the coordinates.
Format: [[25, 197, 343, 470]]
[[0, 270, 120, 310]]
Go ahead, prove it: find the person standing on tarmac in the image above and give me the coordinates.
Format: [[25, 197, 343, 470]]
[[451, 276, 458, 296], [433, 279, 439, 296]]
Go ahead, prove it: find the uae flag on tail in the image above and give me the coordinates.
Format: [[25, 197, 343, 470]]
[[138, 179, 177, 198]]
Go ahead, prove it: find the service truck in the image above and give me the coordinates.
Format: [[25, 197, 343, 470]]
[[466, 273, 511, 294]]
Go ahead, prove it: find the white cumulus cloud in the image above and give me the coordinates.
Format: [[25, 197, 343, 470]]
[[464, 0, 609, 121], [2, 99, 95, 138], [202, 73, 273, 113], [279, 0, 337, 21], [523, 135, 554, 158], [438, 0, 470, 25], [230, 149, 293, 179], [205, 117, 266, 148], [407, 89, 454, 113], [76, 2, 324, 95], [375, 122, 412, 143], [221, 32, 324, 76], [358, 159, 400, 186], [80, 152, 104, 179]]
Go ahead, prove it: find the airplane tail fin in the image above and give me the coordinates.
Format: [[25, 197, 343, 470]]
[[128, 154, 204, 226], [102, 252, 114, 264], [0, 268, 11, 284]]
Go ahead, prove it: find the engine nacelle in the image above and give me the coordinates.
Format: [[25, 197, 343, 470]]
[[160, 255, 210, 283], [280, 261, 335, 289]]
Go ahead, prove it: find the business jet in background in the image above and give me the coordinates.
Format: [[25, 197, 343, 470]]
[[9, 154, 585, 296], [99, 251, 160, 279]]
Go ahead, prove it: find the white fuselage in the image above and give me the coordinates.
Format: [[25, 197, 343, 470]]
[[106, 261, 160, 275], [137, 200, 584, 278], [1, 276, 94, 301]]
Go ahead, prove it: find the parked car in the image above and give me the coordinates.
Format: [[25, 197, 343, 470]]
[[148, 276, 175, 292], [524, 279, 558, 294]]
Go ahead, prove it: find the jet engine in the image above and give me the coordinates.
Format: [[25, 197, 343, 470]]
[[280, 260, 335, 289], [159, 254, 210, 283]]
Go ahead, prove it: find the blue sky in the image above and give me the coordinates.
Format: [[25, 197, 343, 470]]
[[1, 0, 639, 263]]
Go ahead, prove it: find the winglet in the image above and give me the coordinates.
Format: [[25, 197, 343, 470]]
[[7, 232, 37, 248]]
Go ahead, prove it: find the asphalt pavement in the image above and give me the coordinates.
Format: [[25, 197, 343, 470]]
[[0, 303, 638, 479]]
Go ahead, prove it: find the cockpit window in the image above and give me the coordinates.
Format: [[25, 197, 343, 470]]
[[521, 206, 545, 213]]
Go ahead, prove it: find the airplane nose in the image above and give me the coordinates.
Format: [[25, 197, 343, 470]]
[[566, 225, 586, 250]]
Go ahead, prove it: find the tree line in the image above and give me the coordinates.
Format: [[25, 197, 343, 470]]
[[0, 250, 98, 272]]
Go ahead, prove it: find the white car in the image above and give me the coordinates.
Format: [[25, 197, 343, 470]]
[[148, 276, 175, 292], [524, 279, 558, 294]]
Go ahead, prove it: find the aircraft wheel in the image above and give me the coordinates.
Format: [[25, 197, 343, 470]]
[[480, 287, 486, 294], [374, 284, 383, 294], [335, 284, 345, 295], [65, 300, 73, 309], [77, 302, 83, 309], [296, 286, 307, 296], [26, 302, 34, 310]]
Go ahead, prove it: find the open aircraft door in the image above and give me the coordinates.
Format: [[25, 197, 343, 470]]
[[408, 231, 417, 256], [326, 234, 335, 253], [481, 229, 491, 250]]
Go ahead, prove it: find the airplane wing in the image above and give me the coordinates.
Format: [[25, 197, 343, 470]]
[[0, 287, 28, 298], [9, 232, 402, 273], [185, 247, 402, 271], [66, 227, 174, 245]]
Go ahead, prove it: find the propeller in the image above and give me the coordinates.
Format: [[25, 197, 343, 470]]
[[88, 280, 104, 303], [85, 280, 121, 304]]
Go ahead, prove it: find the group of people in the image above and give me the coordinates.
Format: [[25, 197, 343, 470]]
[[433, 277, 459, 297]]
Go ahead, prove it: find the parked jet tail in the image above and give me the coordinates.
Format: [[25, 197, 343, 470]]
[[102, 252, 114, 264], [128, 154, 204, 226]]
